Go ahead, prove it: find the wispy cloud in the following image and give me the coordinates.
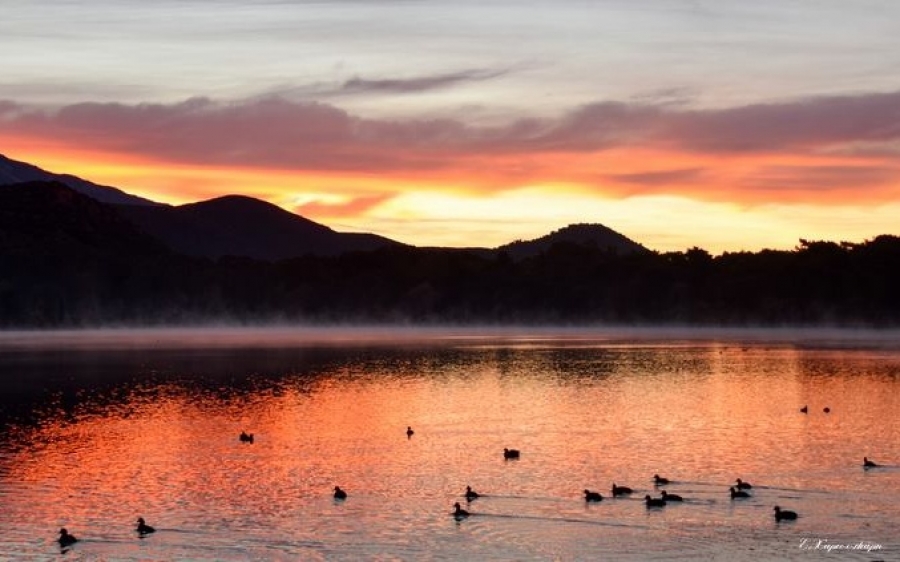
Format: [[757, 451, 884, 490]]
[[296, 193, 395, 218]]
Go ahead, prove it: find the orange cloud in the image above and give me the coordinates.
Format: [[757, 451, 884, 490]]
[[295, 193, 395, 218], [3, 90, 900, 212]]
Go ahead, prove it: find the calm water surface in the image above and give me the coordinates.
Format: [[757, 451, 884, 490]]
[[0, 327, 897, 561]]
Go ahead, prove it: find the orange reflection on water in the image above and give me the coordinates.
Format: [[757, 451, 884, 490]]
[[1, 339, 898, 560]]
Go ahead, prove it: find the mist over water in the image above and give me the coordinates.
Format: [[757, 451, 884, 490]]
[[0, 327, 897, 560]]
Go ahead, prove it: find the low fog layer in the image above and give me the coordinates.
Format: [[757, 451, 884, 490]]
[[1, 325, 899, 351]]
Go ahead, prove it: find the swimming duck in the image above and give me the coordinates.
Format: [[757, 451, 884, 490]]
[[653, 474, 670, 485], [863, 457, 878, 468], [611, 483, 633, 496], [800, 405, 808, 413], [465, 486, 480, 501], [57, 528, 78, 547], [645, 495, 666, 507], [406, 426, 414, 438], [823, 407, 831, 413], [136, 517, 155, 535], [503, 448, 520, 459], [333, 486, 347, 500], [735, 478, 752, 490], [584, 489, 603, 502], [660, 490, 683, 502], [453, 502, 470, 519], [773, 505, 798, 521], [730, 486, 751, 499], [239, 431, 254, 443]]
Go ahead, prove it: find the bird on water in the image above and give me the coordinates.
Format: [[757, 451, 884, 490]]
[[333, 486, 347, 500], [612, 483, 633, 497], [774, 506, 798, 521], [452, 502, 470, 519], [57, 528, 78, 547], [653, 474, 670, 485], [730, 487, 751, 499], [503, 448, 520, 459], [136, 517, 156, 535], [645, 495, 666, 508], [584, 489, 603, 502], [406, 426, 414, 438], [864, 457, 878, 468], [735, 478, 752, 490], [465, 486, 480, 501], [661, 490, 683, 502]]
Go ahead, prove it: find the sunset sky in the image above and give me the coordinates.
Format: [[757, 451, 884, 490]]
[[2, 0, 900, 253]]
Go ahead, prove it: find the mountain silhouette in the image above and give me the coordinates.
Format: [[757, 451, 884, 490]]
[[498, 223, 648, 260], [0, 152, 159, 206], [116, 195, 404, 260]]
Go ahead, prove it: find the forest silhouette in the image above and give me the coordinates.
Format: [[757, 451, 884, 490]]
[[1, 181, 898, 327]]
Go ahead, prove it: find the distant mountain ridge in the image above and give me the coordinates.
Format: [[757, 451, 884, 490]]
[[0, 152, 648, 261], [116, 195, 404, 260], [0, 153, 159, 206], [499, 223, 648, 259]]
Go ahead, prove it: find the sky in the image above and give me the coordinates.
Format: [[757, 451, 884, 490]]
[[2, 0, 900, 253]]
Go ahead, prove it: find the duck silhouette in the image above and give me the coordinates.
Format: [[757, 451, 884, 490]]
[[453, 502, 470, 519], [584, 489, 603, 502], [863, 457, 878, 468], [57, 528, 78, 547], [653, 474, 670, 485], [800, 405, 808, 413], [333, 486, 347, 500], [239, 431, 254, 443], [503, 448, 520, 460], [406, 426, 414, 439], [611, 483, 633, 497], [465, 486, 480, 501], [730, 486, 751, 499], [645, 495, 666, 507], [136, 517, 155, 535], [735, 478, 752, 490], [661, 490, 683, 502], [774, 505, 798, 521]]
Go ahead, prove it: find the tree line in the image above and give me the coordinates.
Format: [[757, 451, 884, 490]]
[[2, 234, 899, 327]]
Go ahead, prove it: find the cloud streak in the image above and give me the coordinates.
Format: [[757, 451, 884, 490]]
[[2, 90, 900, 203]]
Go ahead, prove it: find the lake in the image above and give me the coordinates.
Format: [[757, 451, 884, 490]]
[[0, 327, 897, 561]]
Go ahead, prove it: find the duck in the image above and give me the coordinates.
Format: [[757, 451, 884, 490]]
[[136, 517, 155, 535], [57, 528, 78, 547], [773, 505, 798, 521], [406, 426, 414, 438], [823, 407, 831, 413], [465, 486, 480, 501], [453, 502, 470, 519], [800, 405, 808, 413], [503, 448, 520, 460], [653, 474, 670, 486], [584, 489, 603, 502], [333, 486, 347, 500], [645, 495, 666, 508], [660, 490, 683, 502], [611, 483, 633, 497], [863, 457, 878, 468], [735, 478, 752, 490], [239, 431, 254, 443], [730, 486, 751, 499]]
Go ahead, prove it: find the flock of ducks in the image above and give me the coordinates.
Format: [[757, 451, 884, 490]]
[[453, 452, 885, 523], [57, 518, 154, 548], [54, 423, 885, 548], [454, 471, 813, 522]]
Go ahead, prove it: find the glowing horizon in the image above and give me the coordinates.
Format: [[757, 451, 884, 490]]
[[2, 1, 900, 254]]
